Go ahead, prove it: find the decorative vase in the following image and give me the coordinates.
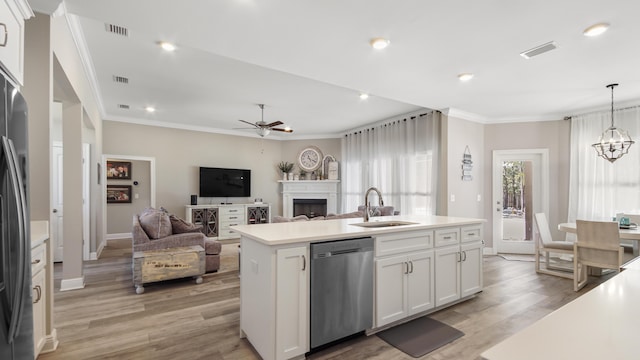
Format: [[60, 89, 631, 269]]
[[294, 174, 300, 181], [282, 173, 287, 181], [288, 172, 294, 180], [311, 171, 317, 180]]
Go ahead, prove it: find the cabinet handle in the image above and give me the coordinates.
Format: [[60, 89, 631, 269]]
[[444, 236, 452, 240], [0, 24, 7, 47], [404, 262, 409, 274], [468, 233, 475, 236], [409, 261, 414, 274], [33, 285, 42, 304], [32, 259, 41, 265], [302, 255, 306, 271], [462, 251, 467, 261], [457, 252, 462, 262]]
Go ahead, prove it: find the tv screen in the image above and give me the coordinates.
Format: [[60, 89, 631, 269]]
[[199, 167, 251, 197]]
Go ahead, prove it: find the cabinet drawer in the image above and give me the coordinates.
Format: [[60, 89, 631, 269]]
[[220, 213, 246, 222], [219, 227, 241, 238], [375, 231, 433, 257], [435, 228, 460, 247], [31, 243, 46, 275], [461, 225, 482, 243], [219, 206, 244, 216]]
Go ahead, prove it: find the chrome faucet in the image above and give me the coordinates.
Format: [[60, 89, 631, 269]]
[[364, 187, 384, 222]]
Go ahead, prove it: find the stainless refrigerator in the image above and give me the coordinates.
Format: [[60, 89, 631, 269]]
[[0, 72, 34, 359]]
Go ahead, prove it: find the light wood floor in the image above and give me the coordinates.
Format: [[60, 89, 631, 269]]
[[39, 239, 614, 360]]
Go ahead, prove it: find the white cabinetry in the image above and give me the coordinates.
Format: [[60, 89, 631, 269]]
[[275, 246, 308, 359], [31, 240, 47, 356], [218, 205, 245, 240], [0, 0, 32, 85], [240, 239, 308, 360], [374, 231, 434, 328], [435, 225, 483, 307]]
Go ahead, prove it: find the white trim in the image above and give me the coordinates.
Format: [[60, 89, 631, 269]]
[[59, 277, 85, 291], [103, 117, 341, 140], [483, 247, 496, 255], [14, 0, 34, 19], [107, 232, 132, 240], [441, 107, 488, 123], [492, 149, 549, 254], [82, 143, 90, 260], [40, 328, 59, 354], [63, 10, 106, 118]]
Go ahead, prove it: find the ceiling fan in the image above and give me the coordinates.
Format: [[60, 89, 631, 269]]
[[237, 104, 293, 137]]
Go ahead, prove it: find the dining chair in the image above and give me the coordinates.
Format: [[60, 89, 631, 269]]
[[534, 213, 574, 279], [574, 220, 624, 291]]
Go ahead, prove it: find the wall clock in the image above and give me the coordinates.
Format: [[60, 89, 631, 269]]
[[297, 146, 323, 172]]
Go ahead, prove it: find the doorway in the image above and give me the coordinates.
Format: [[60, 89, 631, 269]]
[[492, 149, 549, 254]]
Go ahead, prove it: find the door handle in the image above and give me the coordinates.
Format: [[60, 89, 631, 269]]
[[0, 23, 7, 47], [302, 255, 306, 271], [53, 208, 58, 213]]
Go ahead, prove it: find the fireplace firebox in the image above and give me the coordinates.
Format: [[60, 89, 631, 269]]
[[293, 199, 327, 218]]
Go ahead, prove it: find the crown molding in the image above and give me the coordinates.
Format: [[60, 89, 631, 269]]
[[440, 107, 488, 124]]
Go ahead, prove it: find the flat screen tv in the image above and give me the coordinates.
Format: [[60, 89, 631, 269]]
[[199, 167, 251, 197]]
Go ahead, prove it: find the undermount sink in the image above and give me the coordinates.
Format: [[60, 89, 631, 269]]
[[350, 220, 418, 228]]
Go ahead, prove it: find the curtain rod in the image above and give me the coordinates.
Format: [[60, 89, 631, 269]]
[[563, 104, 640, 120], [344, 110, 436, 136]]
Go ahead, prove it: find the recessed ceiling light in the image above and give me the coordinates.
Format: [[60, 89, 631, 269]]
[[370, 38, 390, 50], [145, 106, 156, 113], [359, 93, 369, 100], [159, 41, 176, 52], [458, 73, 474, 82], [583, 22, 609, 37]]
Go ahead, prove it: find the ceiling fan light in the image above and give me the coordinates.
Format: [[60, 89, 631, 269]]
[[257, 128, 270, 137], [583, 23, 609, 37]]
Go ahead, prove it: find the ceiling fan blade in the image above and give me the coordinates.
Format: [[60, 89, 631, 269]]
[[265, 121, 284, 127], [271, 128, 293, 133], [238, 119, 258, 127]]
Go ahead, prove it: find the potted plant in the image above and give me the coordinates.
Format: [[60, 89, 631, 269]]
[[277, 161, 294, 180]]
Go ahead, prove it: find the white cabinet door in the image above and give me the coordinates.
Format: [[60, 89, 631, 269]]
[[461, 242, 483, 298], [375, 254, 408, 327], [407, 250, 434, 315], [32, 267, 46, 355], [435, 245, 461, 307], [276, 246, 308, 360], [0, 0, 28, 84]]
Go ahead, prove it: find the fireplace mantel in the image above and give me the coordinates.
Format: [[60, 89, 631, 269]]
[[278, 180, 340, 217]]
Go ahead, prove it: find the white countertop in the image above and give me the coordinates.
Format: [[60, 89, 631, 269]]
[[482, 259, 640, 360], [31, 220, 49, 247], [231, 215, 485, 245]]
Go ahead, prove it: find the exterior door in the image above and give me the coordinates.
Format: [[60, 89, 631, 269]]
[[52, 143, 64, 262], [492, 149, 549, 254]]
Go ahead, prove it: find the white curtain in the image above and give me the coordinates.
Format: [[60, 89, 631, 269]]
[[568, 107, 640, 224], [340, 111, 440, 216]]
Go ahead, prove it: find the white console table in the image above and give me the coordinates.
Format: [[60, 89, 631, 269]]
[[185, 204, 270, 240]]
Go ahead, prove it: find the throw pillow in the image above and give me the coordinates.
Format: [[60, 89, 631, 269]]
[[170, 214, 203, 234], [139, 208, 172, 239]]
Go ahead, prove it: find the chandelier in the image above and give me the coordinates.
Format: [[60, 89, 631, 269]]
[[592, 83, 634, 163]]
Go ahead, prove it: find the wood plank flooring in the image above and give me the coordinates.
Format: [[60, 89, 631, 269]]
[[39, 239, 614, 360]]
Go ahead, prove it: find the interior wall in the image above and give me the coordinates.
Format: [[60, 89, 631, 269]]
[[483, 120, 570, 249], [106, 159, 150, 234], [279, 138, 341, 176], [102, 121, 288, 223], [445, 115, 485, 219]]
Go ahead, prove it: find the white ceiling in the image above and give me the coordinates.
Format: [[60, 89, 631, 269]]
[[30, 0, 640, 138]]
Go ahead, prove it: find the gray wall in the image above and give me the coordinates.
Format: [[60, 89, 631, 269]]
[[483, 120, 571, 248], [106, 159, 151, 233], [102, 121, 341, 230]]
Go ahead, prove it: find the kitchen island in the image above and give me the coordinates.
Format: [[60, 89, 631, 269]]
[[231, 215, 485, 360]]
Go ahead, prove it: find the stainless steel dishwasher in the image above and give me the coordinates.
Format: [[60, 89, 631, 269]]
[[310, 237, 374, 349]]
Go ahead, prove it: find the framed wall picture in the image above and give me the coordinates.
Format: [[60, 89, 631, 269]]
[[106, 161, 132, 179], [107, 185, 132, 203]]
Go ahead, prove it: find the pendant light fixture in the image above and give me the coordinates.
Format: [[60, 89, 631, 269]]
[[592, 83, 634, 163]]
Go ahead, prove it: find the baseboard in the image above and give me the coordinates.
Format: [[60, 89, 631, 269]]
[[89, 251, 98, 260], [107, 232, 132, 240], [483, 247, 495, 255], [39, 328, 59, 354], [60, 276, 85, 291]]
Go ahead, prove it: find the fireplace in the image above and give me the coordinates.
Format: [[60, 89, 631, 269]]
[[280, 180, 339, 218], [293, 199, 327, 218]]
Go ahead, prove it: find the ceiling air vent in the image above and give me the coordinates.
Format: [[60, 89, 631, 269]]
[[112, 75, 129, 84], [118, 104, 130, 110], [105, 23, 129, 37], [520, 41, 558, 59]]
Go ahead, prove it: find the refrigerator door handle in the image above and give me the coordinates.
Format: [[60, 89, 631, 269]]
[[2, 136, 28, 343]]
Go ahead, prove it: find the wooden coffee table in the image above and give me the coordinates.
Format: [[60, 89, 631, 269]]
[[133, 245, 205, 294]]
